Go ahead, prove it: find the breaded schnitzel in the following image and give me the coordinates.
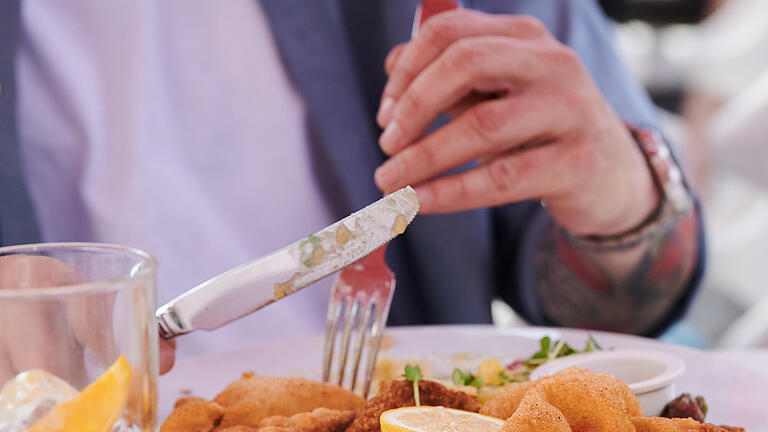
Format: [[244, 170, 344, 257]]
[[161, 369, 745, 432], [345, 379, 481, 432], [632, 417, 745, 432], [215, 373, 364, 411], [481, 367, 744, 432], [160, 398, 224, 432], [160, 373, 364, 432], [483, 367, 642, 432], [259, 407, 357, 432], [202, 408, 356, 432]]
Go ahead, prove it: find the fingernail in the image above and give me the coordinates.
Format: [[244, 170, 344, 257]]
[[414, 186, 432, 211], [377, 97, 395, 127], [379, 121, 403, 155], [375, 160, 402, 190]]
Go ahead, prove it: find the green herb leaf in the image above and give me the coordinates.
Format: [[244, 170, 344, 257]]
[[404, 364, 422, 382], [557, 343, 578, 357], [584, 333, 603, 352], [540, 336, 552, 352], [404, 365, 422, 406], [522, 335, 603, 371], [451, 368, 484, 389], [498, 370, 514, 384], [452, 368, 468, 386], [473, 377, 483, 389]]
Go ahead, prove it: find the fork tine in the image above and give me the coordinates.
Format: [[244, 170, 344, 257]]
[[362, 284, 395, 398], [322, 298, 344, 382], [362, 312, 386, 399], [349, 300, 374, 392], [323, 253, 396, 395], [363, 321, 383, 399], [336, 297, 360, 386]]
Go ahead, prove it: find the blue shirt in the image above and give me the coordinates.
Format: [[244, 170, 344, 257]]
[[0, 0, 705, 339]]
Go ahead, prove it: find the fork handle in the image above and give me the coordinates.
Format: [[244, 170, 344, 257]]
[[413, 0, 461, 37], [366, 246, 387, 266]]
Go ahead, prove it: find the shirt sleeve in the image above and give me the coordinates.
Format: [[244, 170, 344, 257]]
[[488, 0, 705, 336]]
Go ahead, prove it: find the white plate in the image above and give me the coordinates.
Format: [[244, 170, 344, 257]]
[[159, 325, 768, 429]]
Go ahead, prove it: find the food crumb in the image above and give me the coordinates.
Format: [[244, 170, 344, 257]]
[[392, 214, 408, 236], [274, 282, 291, 299], [311, 246, 325, 266], [335, 224, 352, 245]]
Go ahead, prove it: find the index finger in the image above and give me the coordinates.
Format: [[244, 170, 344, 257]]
[[378, 11, 550, 127]]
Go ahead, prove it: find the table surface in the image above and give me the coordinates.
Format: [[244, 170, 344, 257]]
[[708, 349, 768, 378]]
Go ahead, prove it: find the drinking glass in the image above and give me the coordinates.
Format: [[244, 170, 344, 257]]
[[0, 243, 158, 432]]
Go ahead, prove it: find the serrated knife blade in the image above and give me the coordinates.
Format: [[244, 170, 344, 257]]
[[156, 186, 419, 339]]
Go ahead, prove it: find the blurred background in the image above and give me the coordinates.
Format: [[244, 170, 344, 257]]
[[603, 0, 768, 349], [494, 0, 768, 349], [504, 0, 768, 349]]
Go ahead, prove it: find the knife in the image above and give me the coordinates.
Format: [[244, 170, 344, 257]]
[[156, 186, 420, 339]]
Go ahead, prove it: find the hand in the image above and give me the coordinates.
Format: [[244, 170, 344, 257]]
[[0, 255, 175, 386], [374, 10, 658, 236]]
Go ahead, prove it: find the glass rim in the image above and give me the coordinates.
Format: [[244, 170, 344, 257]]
[[0, 242, 157, 298]]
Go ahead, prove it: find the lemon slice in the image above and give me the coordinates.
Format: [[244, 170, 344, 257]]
[[27, 355, 134, 432], [380, 406, 504, 432]]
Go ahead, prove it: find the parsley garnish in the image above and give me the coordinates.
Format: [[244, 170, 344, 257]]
[[451, 368, 483, 389], [404, 364, 423, 406], [584, 333, 602, 352], [524, 334, 602, 369]]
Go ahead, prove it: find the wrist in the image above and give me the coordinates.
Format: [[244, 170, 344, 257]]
[[558, 127, 661, 237], [593, 167, 661, 237], [564, 127, 694, 250]]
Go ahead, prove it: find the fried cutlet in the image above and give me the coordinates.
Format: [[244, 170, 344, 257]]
[[345, 379, 481, 432], [213, 408, 355, 432], [632, 417, 746, 432], [216, 427, 256, 432], [161, 373, 365, 432], [174, 396, 210, 408], [214, 373, 364, 429], [160, 399, 224, 432], [482, 367, 743, 432], [482, 367, 642, 432], [500, 388, 571, 432], [258, 407, 357, 432], [479, 381, 537, 420]]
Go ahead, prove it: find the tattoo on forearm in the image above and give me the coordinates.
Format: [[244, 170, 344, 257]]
[[535, 210, 699, 335]]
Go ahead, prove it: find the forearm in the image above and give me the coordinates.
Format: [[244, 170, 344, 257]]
[[534, 208, 700, 335]]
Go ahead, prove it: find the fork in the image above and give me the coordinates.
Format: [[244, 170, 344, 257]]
[[321, 246, 394, 398], [321, 0, 460, 398]]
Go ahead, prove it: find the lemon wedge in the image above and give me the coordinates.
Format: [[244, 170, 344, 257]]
[[380, 406, 504, 432], [27, 355, 133, 432]]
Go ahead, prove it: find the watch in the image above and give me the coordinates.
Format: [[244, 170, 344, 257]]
[[562, 127, 695, 251]]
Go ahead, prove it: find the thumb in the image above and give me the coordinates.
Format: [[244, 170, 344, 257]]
[[159, 337, 176, 375]]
